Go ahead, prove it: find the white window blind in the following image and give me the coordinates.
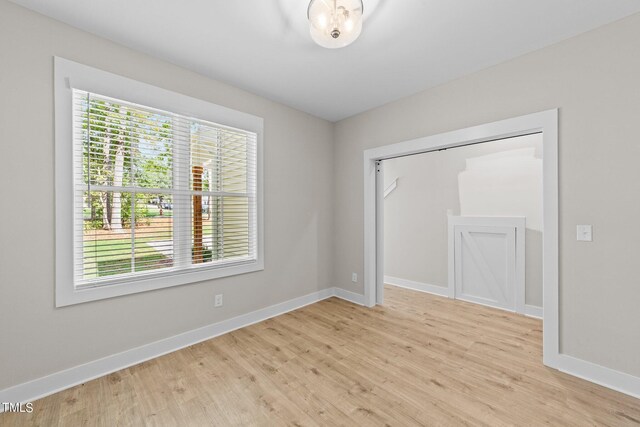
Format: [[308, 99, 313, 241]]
[[72, 90, 258, 288]]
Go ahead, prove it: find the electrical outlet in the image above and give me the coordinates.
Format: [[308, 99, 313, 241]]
[[214, 294, 223, 307], [352, 273, 358, 283]]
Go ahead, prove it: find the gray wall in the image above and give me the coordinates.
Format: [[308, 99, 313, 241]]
[[2, 0, 640, 393], [0, 1, 334, 390], [384, 135, 543, 308], [333, 13, 640, 377]]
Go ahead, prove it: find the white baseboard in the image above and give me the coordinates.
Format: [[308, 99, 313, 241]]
[[384, 275, 450, 297], [333, 287, 366, 306], [0, 287, 336, 408], [555, 354, 640, 399], [386, 276, 544, 320], [2, 286, 637, 409], [524, 304, 543, 319]]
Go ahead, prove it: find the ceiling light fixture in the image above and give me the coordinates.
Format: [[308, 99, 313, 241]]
[[308, 0, 364, 49]]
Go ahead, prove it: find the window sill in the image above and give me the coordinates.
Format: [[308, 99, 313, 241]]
[[56, 259, 264, 307]]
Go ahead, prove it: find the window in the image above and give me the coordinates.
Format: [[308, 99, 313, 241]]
[[55, 58, 263, 306]]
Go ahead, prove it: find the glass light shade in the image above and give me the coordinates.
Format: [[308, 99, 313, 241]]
[[308, 0, 363, 49]]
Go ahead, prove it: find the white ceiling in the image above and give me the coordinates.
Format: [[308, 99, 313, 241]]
[[11, 0, 640, 121]]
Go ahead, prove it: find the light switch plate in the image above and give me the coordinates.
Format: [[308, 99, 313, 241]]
[[576, 225, 593, 242]]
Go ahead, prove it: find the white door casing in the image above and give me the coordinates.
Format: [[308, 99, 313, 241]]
[[364, 109, 558, 369]]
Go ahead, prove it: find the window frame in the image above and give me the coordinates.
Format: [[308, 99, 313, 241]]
[[55, 57, 264, 307]]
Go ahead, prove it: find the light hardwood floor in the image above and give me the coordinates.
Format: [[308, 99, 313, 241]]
[[2, 285, 640, 426]]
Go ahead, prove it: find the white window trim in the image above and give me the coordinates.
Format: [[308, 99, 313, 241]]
[[54, 57, 264, 307]]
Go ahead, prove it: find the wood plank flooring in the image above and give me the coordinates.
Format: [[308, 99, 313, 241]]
[[2, 285, 639, 426]]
